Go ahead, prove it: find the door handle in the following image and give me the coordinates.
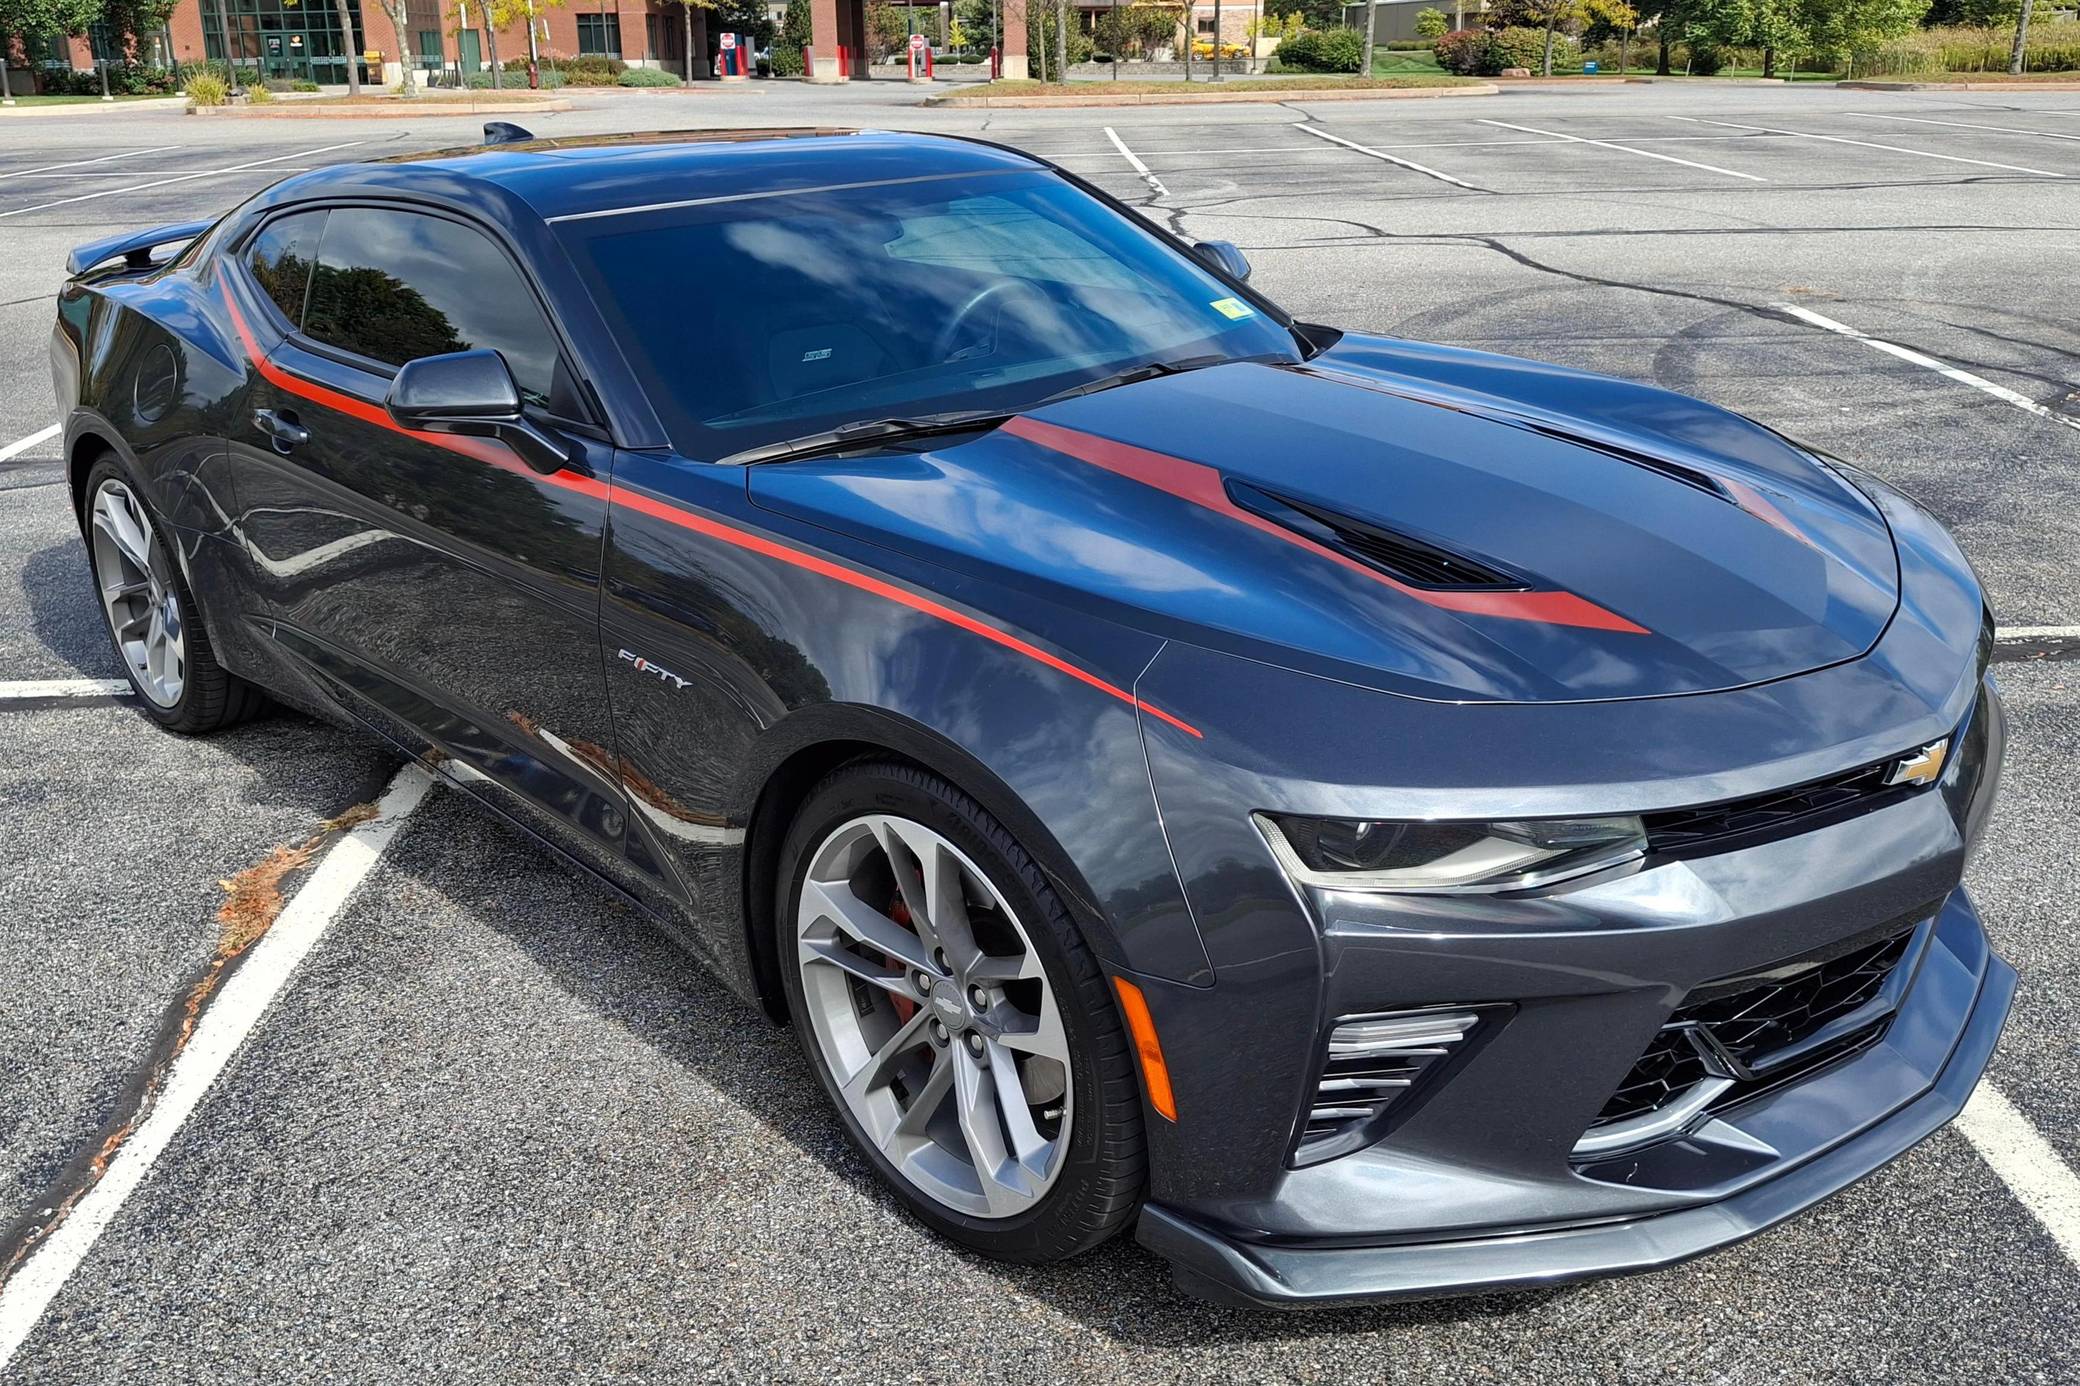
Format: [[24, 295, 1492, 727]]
[[254, 408, 310, 453]]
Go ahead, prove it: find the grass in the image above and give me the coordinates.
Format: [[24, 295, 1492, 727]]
[[945, 74, 1483, 97], [0, 92, 180, 106], [1372, 51, 1446, 76]]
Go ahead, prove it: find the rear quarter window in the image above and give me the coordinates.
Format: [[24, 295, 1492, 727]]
[[246, 211, 327, 327]]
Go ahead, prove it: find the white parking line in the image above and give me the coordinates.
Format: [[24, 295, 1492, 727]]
[[1295, 124, 1479, 190], [1777, 303, 2080, 436], [0, 146, 182, 184], [0, 424, 60, 462], [0, 765, 433, 1372], [1957, 1084, 2080, 1271], [1103, 127, 1169, 198], [0, 679, 132, 700], [0, 143, 364, 222], [1479, 119, 1769, 182], [1996, 625, 2080, 641], [1668, 116, 2067, 178], [1849, 113, 2080, 144]]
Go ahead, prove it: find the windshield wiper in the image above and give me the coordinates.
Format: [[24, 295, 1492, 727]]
[[719, 408, 1016, 466], [1036, 352, 1291, 406]]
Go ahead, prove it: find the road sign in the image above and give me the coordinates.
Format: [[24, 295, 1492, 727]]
[[909, 33, 926, 50], [720, 32, 737, 48]]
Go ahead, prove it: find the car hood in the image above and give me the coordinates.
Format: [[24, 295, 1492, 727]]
[[748, 338, 1900, 703]]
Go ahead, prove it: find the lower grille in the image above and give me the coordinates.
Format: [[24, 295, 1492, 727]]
[[1293, 1007, 1491, 1166], [1583, 915, 1929, 1152]]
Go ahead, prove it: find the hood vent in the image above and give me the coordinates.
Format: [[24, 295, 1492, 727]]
[[1227, 481, 1525, 591], [1513, 421, 1730, 501]]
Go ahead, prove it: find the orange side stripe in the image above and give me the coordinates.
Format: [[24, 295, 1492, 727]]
[[1003, 413, 1649, 636], [1112, 976, 1178, 1122], [219, 284, 1200, 738]]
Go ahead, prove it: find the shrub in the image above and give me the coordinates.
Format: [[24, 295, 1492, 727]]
[[186, 71, 228, 105], [1685, 42, 1726, 75], [468, 68, 565, 87], [1492, 25, 1546, 70], [769, 43, 805, 74], [1414, 7, 1449, 38], [245, 80, 274, 103], [1275, 26, 1365, 71], [293, 79, 319, 91], [1433, 27, 1499, 73], [617, 65, 679, 85]]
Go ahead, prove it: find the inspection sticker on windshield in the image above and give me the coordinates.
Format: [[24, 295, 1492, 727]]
[[1209, 297, 1255, 320]]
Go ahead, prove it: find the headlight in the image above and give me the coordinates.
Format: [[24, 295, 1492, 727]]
[[1255, 812, 1646, 893]]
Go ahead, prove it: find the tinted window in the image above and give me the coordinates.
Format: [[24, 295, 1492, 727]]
[[247, 211, 326, 327], [560, 170, 1298, 459], [303, 208, 566, 411]]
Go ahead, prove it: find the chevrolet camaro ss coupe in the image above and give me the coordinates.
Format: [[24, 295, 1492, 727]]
[[54, 127, 2012, 1307]]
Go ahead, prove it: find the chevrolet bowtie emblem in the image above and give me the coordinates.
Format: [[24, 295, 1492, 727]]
[[1886, 738, 1950, 788]]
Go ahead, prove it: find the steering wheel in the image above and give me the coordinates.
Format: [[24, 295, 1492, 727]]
[[932, 278, 1049, 365]]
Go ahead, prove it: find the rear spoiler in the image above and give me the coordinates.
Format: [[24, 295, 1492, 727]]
[[66, 220, 215, 278]]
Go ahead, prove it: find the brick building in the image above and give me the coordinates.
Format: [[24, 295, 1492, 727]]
[[10, 0, 726, 89]]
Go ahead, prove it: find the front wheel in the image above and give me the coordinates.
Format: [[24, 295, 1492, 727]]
[[778, 760, 1147, 1263]]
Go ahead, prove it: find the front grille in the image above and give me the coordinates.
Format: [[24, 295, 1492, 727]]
[[1591, 919, 1925, 1133], [1294, 1007, 1488, 1166], [1644, 760, 1909, 856]]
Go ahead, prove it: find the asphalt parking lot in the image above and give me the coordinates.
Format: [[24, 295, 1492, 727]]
[[1, 79, 2076, 1382]]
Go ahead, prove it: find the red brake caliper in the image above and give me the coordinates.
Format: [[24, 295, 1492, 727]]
[[888, 893, 920, 1024]]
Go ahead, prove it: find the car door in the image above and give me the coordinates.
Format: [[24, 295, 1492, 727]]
[[224, 202, 635, 879]]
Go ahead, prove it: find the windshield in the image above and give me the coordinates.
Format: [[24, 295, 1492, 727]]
[[559, 169, 1300, 459]]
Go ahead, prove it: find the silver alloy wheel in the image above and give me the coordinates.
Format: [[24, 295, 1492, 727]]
[[796, 814, 1073, 1219], [89, 478, 185, 708]]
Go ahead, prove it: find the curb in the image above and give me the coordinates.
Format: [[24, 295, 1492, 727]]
[[1837, 78, 2080, 91], [0, 97, 189, 117], [926, 83, 1495, 107], [188, 97, 574, 117]]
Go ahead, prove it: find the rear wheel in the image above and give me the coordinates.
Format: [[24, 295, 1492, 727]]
[[84, 458, 264, 733], [779, 760, 1146, 1262]]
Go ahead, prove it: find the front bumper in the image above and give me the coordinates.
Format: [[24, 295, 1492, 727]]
[[1139, 891, 2015, 1308]]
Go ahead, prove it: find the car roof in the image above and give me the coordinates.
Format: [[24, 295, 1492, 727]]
[[322, 128, 1048, 223]]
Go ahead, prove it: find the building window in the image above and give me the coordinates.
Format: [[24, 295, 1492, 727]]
[[576, 13, 622, 57], [416, 29, 444, 67]]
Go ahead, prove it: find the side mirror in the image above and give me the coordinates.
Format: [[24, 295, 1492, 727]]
[[386, 349, 571, 474], [1191, 239, 1252, 283]]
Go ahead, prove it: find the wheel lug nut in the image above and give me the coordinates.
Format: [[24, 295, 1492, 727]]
[[933, 949, 949, 971], [930, 1020, 949, 1044], [965, 1032, 985, 1056], [915, 970, 934, 994], [969, 986, 989, 1010]]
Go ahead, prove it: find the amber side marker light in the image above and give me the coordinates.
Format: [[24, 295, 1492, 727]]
[[1112, 976, 1178, 1122]]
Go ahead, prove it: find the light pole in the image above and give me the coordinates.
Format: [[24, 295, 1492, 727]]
[[1210, 0, 1220, 79]]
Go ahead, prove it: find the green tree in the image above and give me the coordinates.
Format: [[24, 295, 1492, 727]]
[[715, 0, 773, 44], [1415, 6, 1450, 35], [1266, 0, 1345, 30], [770, 0, 808, 70], [1697, 0, 1808, 75], [1, 0, 99, 102], [1798, 0, 1927, 72]]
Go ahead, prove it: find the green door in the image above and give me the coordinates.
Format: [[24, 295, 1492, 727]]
[[459, 29, 481, 73]]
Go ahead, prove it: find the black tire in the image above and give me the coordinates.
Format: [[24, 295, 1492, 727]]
[[83, 456, 266, 734], [777, 759, 1147, 1263]]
